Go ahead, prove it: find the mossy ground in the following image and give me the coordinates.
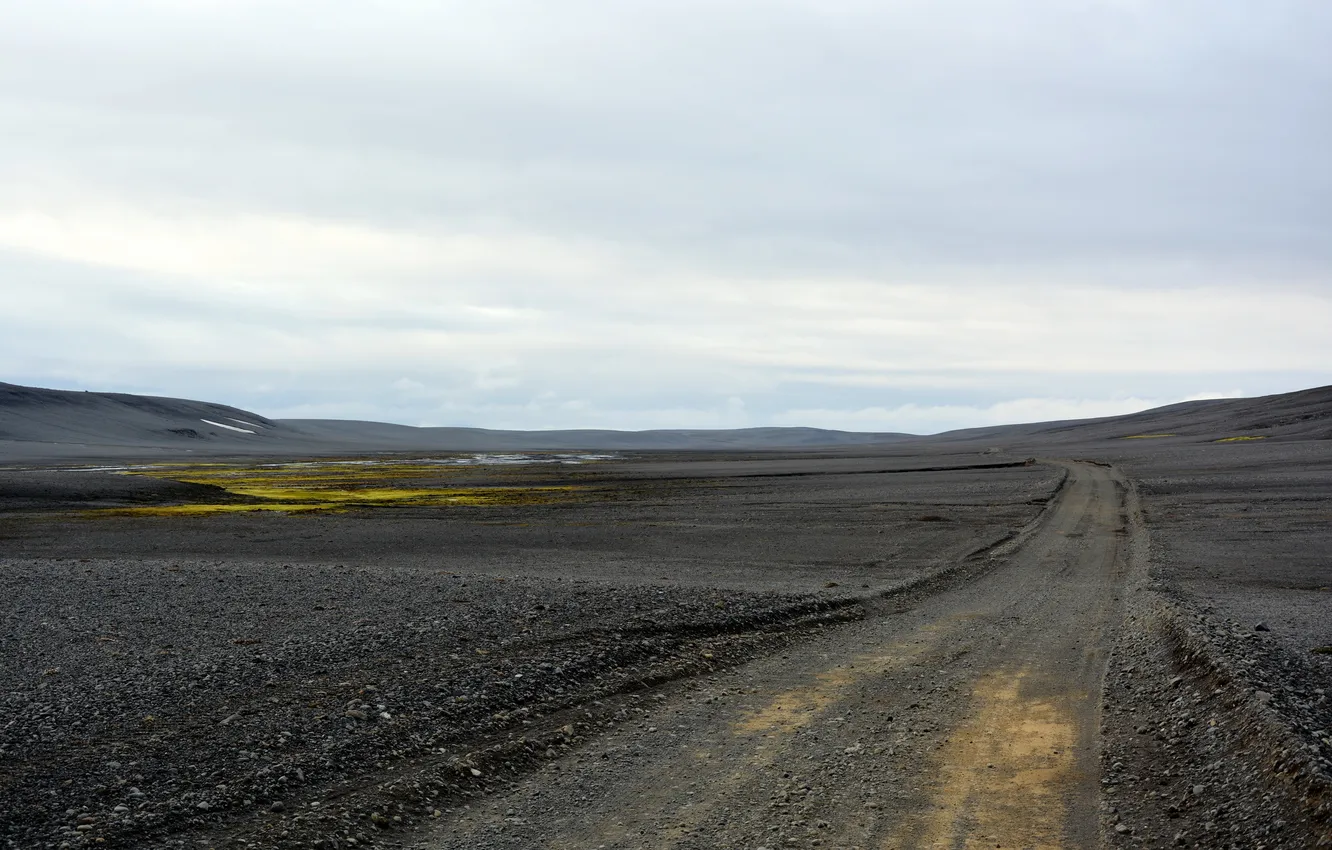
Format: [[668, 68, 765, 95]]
[[96, 459, 582, 516]]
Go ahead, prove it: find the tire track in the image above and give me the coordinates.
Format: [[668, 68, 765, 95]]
[[421, 461, 1129, 849]]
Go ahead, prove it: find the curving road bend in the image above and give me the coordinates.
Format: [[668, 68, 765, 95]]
[[422, 461, 1131, 850]]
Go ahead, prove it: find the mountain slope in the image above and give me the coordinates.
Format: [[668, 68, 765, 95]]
[[927, 386, 1332, 446], [282, 419, 912, 451], [0, 383, 909, 459], [0, 382, 299, 451], [2, 381, 1329, 463]]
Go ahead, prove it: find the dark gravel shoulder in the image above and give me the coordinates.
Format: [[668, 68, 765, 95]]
[[0, 557, 855, 849], [1098, 442, 1332, 848], [1101, 595, 1332, 848]]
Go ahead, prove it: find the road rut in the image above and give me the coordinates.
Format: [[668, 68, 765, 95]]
[[421, 461, 1130, 850]]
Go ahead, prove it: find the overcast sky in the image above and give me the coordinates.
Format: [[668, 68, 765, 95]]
[[2, 1, 1329, 433]]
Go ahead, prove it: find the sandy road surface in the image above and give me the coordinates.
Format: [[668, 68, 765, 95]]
[[417, 461, 1130, 850]]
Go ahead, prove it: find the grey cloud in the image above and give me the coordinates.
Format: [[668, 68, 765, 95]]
[[5, 1, 1329, 270], [2, 1, 1330, 430]]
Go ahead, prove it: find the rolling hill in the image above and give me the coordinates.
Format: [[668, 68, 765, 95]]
[[1, 381, 1328, 463]]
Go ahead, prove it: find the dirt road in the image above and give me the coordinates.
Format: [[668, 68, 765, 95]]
[[420, 461, 1130, 849]]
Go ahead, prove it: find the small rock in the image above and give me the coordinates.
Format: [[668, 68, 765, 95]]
[[1254, 622, 1270, 632], [344, 709, 368, 720], [1115, 823, 1131, 834], [270, 802, 285, 813]]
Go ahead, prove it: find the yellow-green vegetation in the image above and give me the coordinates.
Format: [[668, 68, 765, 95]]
[[100, 503, 334, 517], [1214, 435, 1268, 443], [96, 459, 582, 516], [1121, 434, 1177, 439], [218, 485, 569, 505]]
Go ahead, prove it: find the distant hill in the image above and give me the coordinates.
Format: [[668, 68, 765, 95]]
[[283, 419, 913, 451], [0, 382, 910, 461], [1, 381, 1328, 463], [928, 385, 1332, 446], [0, 382, 302, 458]]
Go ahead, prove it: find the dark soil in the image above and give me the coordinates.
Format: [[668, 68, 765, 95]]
[[1092, 440, 1332, 849], [2, 439, 1329, 848], [0, 453, 1058, 849]]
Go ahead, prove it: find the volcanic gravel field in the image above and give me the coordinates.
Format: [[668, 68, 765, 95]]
[[1097, 440, 1332, 848], [1, 440, 1329, 849], [1, 453, 1058, 848]]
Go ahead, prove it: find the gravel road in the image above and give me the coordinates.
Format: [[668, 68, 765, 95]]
[[406, 460, 1126, 849]]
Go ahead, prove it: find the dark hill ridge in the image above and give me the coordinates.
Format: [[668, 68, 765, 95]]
[[1, 381, 1329, 463], [925, 384, 1332, 446], [0, 382, 295, 450], [0, 382, 910, 460], [282, 419, 914, 451]]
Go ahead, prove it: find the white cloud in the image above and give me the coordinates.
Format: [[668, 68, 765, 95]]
[[0, 197, 615, 286], [391, 377, 426, 393], [1179, 390, 1244, 402]]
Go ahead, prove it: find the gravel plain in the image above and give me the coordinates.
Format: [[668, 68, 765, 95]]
[[1, 452, 1059, 849], [1, 435, 1329, 848]]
